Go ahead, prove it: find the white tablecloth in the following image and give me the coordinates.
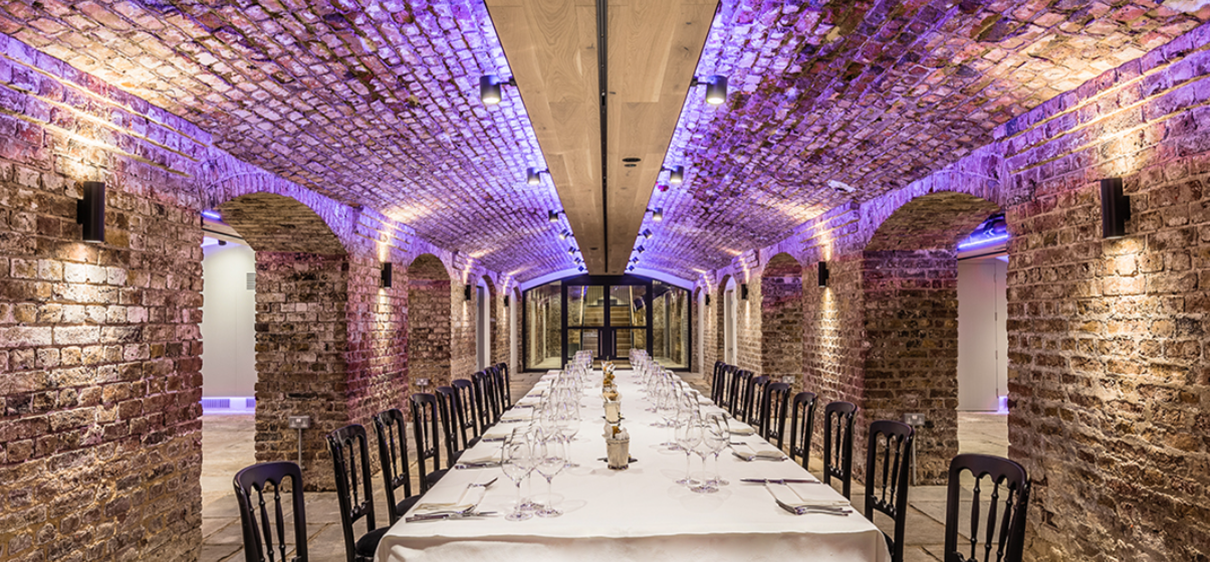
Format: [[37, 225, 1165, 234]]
[[377, 370, 890, 562]]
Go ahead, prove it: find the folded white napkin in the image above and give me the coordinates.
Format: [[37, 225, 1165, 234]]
[[727, 419, 756, 436], [481, 426, 515, 441], [765, 482, 849, 508], [732, 441, 785, 460], [412, 483, 488, 515], [501, 408, 533, 421], [459, 449, 503, 465]]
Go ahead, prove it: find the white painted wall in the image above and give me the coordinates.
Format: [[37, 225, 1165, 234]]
[[957, 257, 1009, 411], [201, 241, 257, 397]]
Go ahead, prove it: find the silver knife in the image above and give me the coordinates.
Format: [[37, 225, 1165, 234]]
[[405, 511, 498, 523], [740, 478, 820, 484]]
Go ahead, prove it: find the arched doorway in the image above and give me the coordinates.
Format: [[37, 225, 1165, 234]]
[[408, 254, 453, 388], [760, 253, 804, 386], [207, 192, 350, 491], [719, 275, 737, 365], [862, 191, 1002, 484]]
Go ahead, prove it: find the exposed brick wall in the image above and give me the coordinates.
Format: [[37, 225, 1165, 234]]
[[861, 249, 960, 484], [0, 29, 508, 560], [999, 25, 1210, 561], [760, 253, 803, 385], [0, 34, 207, 561], [450, 279, 475, 378], [408, 254, 452, 388]]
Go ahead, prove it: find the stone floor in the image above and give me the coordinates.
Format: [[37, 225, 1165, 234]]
[[199, 372, 1008, 561]]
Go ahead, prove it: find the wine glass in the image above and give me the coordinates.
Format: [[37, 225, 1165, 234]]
[[502, 428, 535, 521], [674, 415, 703, 486], [705, 413, 730, 487], [534, 430, 567, 517]]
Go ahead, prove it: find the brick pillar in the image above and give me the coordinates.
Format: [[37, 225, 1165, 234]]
[[861, 249, 960, 483], [252, 252, 350, 490], [760, 254, 804, 385], [408, 255, 452, 388]]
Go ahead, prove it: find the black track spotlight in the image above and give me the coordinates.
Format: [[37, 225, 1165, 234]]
[[381, 262, 393, 288], [77, 181, 106, 243], [641, 229, 653, 239], [1101, 178, 1130, 239], [691, 75, 728, 105], [818, 261, 830, 288], [527, 167, 548, 185], [579, 266, 587, 272], [636, 245, 645, 254], [548, 210, 561, 223], [630, 257, 640, 263], [568, 246, 577, 255], [479, 75, 516, 105], [647, 207, 663, 222], [559, 229, 571, 240], [663, 165, 684, 184]]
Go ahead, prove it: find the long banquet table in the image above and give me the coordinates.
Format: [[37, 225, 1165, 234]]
[[376, 370, 891, 562]]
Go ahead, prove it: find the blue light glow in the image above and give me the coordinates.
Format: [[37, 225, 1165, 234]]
[[957, 233, 1010, 250], [201, 210, 222, 221], [997, 395, 1010, 415]]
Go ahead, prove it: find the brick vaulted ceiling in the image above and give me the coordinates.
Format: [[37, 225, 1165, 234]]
[[630, 0, 1208, 278], [4, 1, 1208, 282]]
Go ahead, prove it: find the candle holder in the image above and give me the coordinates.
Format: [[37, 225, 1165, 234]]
[[605, 424, 630, 470]]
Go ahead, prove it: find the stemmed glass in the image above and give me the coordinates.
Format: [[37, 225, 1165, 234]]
[[704, 413, 730, 487], [534, 430, 567, 517], [502, 428, 536, 521], [674, 414, 703, 486]]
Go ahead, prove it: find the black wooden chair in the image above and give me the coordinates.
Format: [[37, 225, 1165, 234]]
[[495, 362, 513, 407], [745, 375, 771, 426], [452, 378, 484, 436], [864, 420, 915, 562], [326, 425, 386, 562], [233, 461, 308, 562], [372, 409, 421, 524], [730, 369, 753, 420], [435, 386, 469, 463], [788, 391, 818, 469], [410, 392, 447, 492], [488, 365, 508, 413], [473, 370, 500, 424], [761, 382, 792, 449], [822, 400, 857, 499], [710, 361, 726, 405], [944, 454, 1031, 562]]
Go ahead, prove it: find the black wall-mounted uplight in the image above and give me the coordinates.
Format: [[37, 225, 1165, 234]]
[[740, 283, 749, 300], [691, 75, 728, 105], [479, 75, 516, 105], [381, 262, 393, 288], [1101, 178, 1130, 239], [77, 181, 106, 243], [527, 167, 548, 185], [705, 294, 711, 306], [464, 284, 473, 301], [818, 261, 830, 288], [504, 295, 510, 307], [662, 165, 684, 185]]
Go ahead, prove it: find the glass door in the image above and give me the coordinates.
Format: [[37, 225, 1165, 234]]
[[561, 276, 653, 367]]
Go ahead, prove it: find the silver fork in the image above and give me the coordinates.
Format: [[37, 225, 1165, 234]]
[[774, 498, 850, 516], [469, 477, 498, 488]]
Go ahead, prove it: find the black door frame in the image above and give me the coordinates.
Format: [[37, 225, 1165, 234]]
[[561, 274, 651, 364]]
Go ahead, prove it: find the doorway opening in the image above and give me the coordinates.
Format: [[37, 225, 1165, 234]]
[[956, 213, 1010, 458]]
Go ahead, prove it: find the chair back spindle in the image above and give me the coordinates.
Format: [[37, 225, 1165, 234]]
[[944, 454, 1031, 562], [762, 382, 792, 449], [864, 420, 915, 562], [372, 409, 415, 524], [233, 461, 308, 562], [822, 400, 857, 499]]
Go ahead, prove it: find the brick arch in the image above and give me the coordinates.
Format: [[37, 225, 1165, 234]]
[[759, 253, 803, 385], [865, 191, 1001, 252], [860, 190, 1001, 484], [409, 254, 453, 387], [216, 192, 348, 255]]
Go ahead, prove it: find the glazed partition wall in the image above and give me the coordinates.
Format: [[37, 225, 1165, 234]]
[[523, 275, 691, 370]]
